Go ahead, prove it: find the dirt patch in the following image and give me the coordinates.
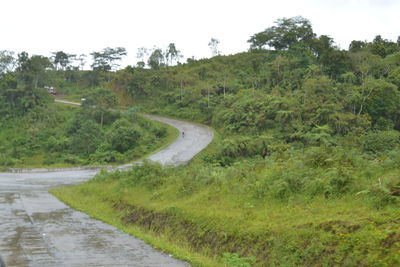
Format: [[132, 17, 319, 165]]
[[381, 232, 400, 248]]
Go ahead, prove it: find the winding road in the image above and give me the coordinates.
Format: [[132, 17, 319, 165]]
[[0, 100, 214, 267]]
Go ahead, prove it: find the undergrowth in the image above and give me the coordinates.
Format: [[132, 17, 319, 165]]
[[52, 147, 400, 266]]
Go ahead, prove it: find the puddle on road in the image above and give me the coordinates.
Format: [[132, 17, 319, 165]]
[[31, 210, 70, 222], [3, 192, 16, 204]]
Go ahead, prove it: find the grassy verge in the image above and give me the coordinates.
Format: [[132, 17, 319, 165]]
[[51, 150, 400, 267], [51, 181, 218, 267]]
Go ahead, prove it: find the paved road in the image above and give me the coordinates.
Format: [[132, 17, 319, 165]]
[[0, 101, 213, 267]]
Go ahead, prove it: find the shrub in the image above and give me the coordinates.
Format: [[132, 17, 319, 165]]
[[151, 125, 167, 138], [107, 118, 142, 153], [121, 161, 167, 189], [69, 120, 105, 155], [44, 136, 69, 153], [362, 130, 400, 154]]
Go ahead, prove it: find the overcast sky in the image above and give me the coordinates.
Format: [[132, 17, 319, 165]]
[[1, 0, 399, 67]]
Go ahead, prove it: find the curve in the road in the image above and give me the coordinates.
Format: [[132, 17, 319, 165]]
[[0, 99, 214, 267]]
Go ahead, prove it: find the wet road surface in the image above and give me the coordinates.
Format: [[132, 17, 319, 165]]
[[0, 112, 213, 266]]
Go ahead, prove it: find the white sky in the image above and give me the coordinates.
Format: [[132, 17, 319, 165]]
[[1, 0, 399, 68]]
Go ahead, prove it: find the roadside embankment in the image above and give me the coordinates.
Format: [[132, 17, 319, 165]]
[[52, 159, 400, 267]]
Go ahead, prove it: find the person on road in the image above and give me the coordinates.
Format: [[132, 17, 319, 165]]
[[182, 131, 185, 138]]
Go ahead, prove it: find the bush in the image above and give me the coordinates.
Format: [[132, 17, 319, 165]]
[[151, 125, 167, 138], [362, 130, 400, 154], [304, 146, 334, 167], [0, 155, 20, 167], [107, 118, 142, 153], [70, 120, 105, 155], [90, 144, 124, 163], [44, 136, 69, 153], [62, 154, 84, 165], [206, 136, 273, 166], [121, 161, 167, 189], [362, 174, 400, 208]]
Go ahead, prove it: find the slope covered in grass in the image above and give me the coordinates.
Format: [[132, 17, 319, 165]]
[[52, 18, 400, 266]]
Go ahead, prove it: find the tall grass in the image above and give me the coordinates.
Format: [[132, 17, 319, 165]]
[[52, 147, 400, 266]]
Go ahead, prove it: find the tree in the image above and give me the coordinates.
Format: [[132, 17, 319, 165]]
[[0, 50, 16, 75], [208, 38, 220, 57], [248, 16, 315, 50], [310, 35, 335, 58], [349, 52, 381, 116], [90, 47, 127, 71], [147, 48, 164, 70], [136, 61, 145, 69], [136, 47, 149, 67], [16, 52, 29, 72], [349, 40, 367, 52], [108, 118, 141, 153], [0, 52, 52, 115], [84, 88, 117, 127], [165, 43, 181, 66], [77, 54, 87, 71], [70, 120, 104, 155], [369, 35, 399, 58], [362, 79, 400, 127], [388, 67, 400, 87], [52, 51, 76, 70], [16, 53, 52, 89]]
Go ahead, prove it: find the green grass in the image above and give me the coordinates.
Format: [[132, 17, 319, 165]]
[[51, 181, 218, 267], [51, 150, 400, 266]]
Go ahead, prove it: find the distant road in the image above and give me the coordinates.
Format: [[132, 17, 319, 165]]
[[0, 99, 213, 266], [54, 99, 82, 106]]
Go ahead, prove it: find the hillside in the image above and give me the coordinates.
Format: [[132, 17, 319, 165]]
[[2, 16, 400, 266], [54, 19, 400, 267]]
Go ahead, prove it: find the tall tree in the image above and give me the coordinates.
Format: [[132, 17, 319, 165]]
[[77, 54, 87, 71], [208, 38, 220, 57], [0, 50, 16, 75], [91, 47, 127, 71], [248, 16, 315, 50], [369, 35, 399, 58], [147, 48, 164, 70], [17, 53, 52, 89], [165, 43, 181, 66], [136, 47, 149, 68], [83, 88, 117, 127], [349, 40, 367, 52], [1, 52, 52, 115], [52, 51, 76, 70]]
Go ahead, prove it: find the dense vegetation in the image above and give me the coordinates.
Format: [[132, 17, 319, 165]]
[[0, 52, 171, 168], [4, 16, 400, 266], [103, 17, 400, 207]]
